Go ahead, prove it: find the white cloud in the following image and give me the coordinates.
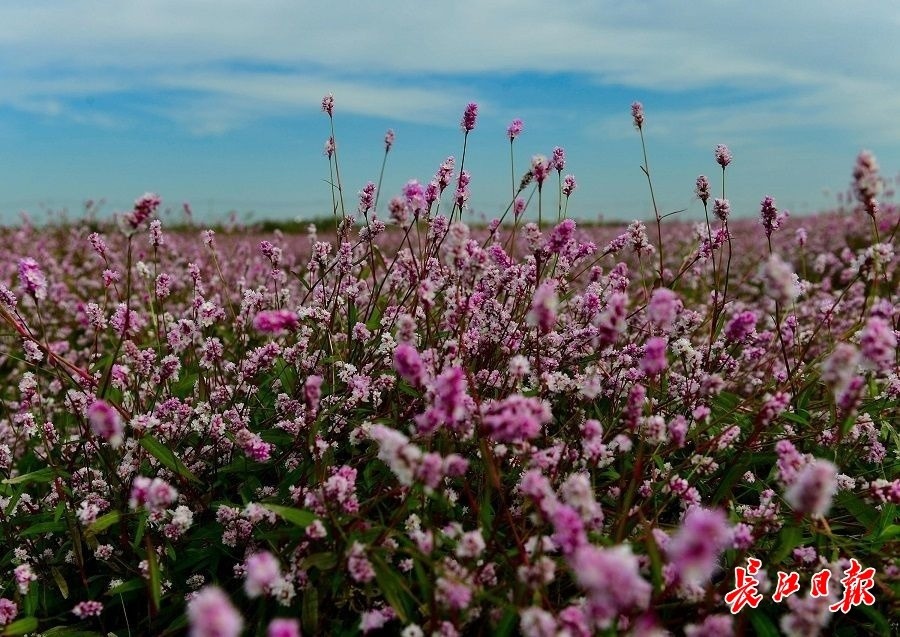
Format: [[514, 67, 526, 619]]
[[0, 1, 898, 137]]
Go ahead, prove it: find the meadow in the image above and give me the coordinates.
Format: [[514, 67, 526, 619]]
[[0, 99, 897, 636]]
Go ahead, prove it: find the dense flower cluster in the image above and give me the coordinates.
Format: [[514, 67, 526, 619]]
[[0, 98, 896, 636]]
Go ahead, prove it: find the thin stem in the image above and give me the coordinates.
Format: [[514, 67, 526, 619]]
[[510, 140, 516, 201], [638, 128, 664, 286], [374, 149, 389, 212], [329, 117, 346, 218]]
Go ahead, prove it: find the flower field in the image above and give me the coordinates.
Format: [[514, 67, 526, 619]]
[[0, 100, 897, 636]]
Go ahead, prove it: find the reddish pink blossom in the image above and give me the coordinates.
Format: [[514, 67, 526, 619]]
[[87, 399, 124, 448], [268, 618, 301, 637], [188, 586, 244, 637], [785, 459, 838, 517], [253, 309, 299, 334], [0, 598, 17, 626], [244, 551, 282, 598], [507, 118, 523, 141], [461, 102, 478, 132], [394, 343, 426, 386]]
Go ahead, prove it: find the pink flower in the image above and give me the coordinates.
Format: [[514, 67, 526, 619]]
[[785, 459, 838, 517], [759, 195, 788, 238], [244, 551, 281, 598], [666, 507, 732, 586], [820, 343, 860, 396], [547, 219, 575, 253], [429, 366, 469, 428], [360, 607, 397, 633], [761, 254, 799, 304], [724, 311, 757, 341], [305, 375, 323, 413], [436, 156, 455, 191], [384, 129, 395, 152], [631, 101, 645, 129], [347, 542, 375, 583], [321, 93, 334, 116], [0, 597, 19, 626], [551, 146, 566, 172], [685, 614, 734, 637], [514, 197, 527, 218], [71, 600, 103, 618], [87, 400, 124, 448], [13, 564, 36, 594], [640, 337, 668, 376], [527, 281, 558, 333], [551, 504, 588, 556], [394, 343, 426, 386], [126, 192, 161, 229], [695, 175, 710, 204], [403, 180, 427, 213], [253, 309, 299, 334], [859, 316, 897, 372], [714, 144, 732, 168], [713, 198, 730, 222], [507, 118, 524, 140], [358, 182, 377, 214], [268, 618, 301, 637], [520, 607, 558, 637], [571, 544, 651, 628], [562, 174, 577, 197], [0, 598, 17, 626], [531, 155, 551, 186], [852, 150, 882, 216], [648, 287, 680, 329], [461, 102, 478, 132], [188, 586, 244, 637], [481, 394, 552, 443], [323, 465, 359, 513], [17, 258, 47, 300], [129, 476, 177, 512], [436, 577, 472, 610]]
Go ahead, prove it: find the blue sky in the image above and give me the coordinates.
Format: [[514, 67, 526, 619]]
[[2, 1, 899, 225]]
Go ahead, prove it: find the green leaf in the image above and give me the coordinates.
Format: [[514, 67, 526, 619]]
[[2, 617, 38, 636], [397, 382, 419, 398], [19, 519, 66, 536], [876, 524, 900, 541], [493, 609, 518, 637], [479, 490, 494, 531], [140, 435, 201, 484], [302, 552, 338, 571], [106, 578, 146, 596], [770, 525, 803, 565], [52, 566, 69, 599], [366, 305, 382, 332], [147, 543, 162, 611], [2, 466, 57, 485], [644, 530, 664, 592], [748, 610, 781, 637], [858, 603, 892, 635], [782, 411, 810, 426], [40, 629, 105, 637], [870, 504, 897, 539], [836, 492, 878, 528], [301, 586, 318, 635], [712, 461, 750, 504], [372, 555, 411, 623], [133, 510, 149, 548], [85, 510, 120, 536], [263, 503, 316, 528]]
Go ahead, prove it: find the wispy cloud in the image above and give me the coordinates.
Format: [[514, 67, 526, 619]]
[[1, 1, 898, 136]]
